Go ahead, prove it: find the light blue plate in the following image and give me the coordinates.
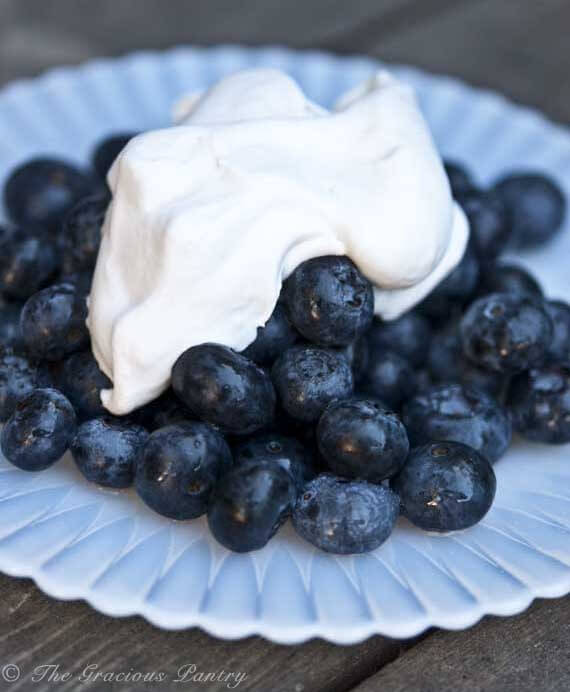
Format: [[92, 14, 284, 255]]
[[0, 46, 569, 643]]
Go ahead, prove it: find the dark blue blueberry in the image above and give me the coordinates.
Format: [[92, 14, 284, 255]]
[[172, 344, 275, 435], [242, 303, 297, 365], [207, 459, 296, 552], [456, 189, 510, 259], [444, 160, 474, 197], [1, 388, 76, 471], [417, 244, 480, 321], [72, 417, 148, 488], [59, 350, 111, 419], [0, 227, 58, 300], [461, 292, 553, 373], [292, 474, 399, 554], [92, 133, 136, 180], [360, 349, 417, 410], [283, 256, 374, 347], [402, 383, 512, 464], [544, 300, 570, 362], [507, 363, 570, 444], [317, 397, 409, 481], [0, 352, 38, 420], [392, 442, 496, 532], [20, 283, 89, 361], [428, 323, 508, 398], [0, 299, 24, 351], [132, 389, 192, 431], [477, 262, 543, 300], [60, 194, 108, 274], [233, 432, 315, 490], [3, 158, 94, 233], [368, 312, 432, 367], [271, 345, 353, 422], [338, 335, 370, 383], [494, 172, 566, 248]]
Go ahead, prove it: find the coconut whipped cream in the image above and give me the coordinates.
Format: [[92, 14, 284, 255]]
[[87, 68, 469, 415]]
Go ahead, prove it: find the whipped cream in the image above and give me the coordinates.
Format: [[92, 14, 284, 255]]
[[88, 68, 469, 415]]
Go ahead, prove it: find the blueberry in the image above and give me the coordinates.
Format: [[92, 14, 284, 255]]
[[4, 158, 94, 233], [0, 299, 24, 351], [494, 172, 566, 248], [368, 312, 432, 367], [428, 323, 508, 398], [360, 349, 417, 410], [242, 303, 297, 365], [456, 189, 510, 259], [317, 397, 409, 481], [135, 422, 232, 519], [544, 301, 570, 362], [60, 194, 108, 274], [59, 350, 111, 419], [337, 335, 370, 383], [402, 383, 512, 464], [392, 442, 495, 532], [507, 363, 570, 444], [208, 459, 297, 552], [0, 352, 38, 420], [461, 293, 552, 373], [477, 262, 543, 299], [72, 417, 148, 488], [1, 388, 76, 471], [0, 227, 58, 300], [271, 345, 353, 422], [172, 344, 275, 435], [444, 160, 474, 197], [283, 256, 374, 347], [20, 283, 89, 360], [92, 133, 136, 180], [417, 244, 480, 321], [292, 474, 399, 554], [233, 432, 315, 490]]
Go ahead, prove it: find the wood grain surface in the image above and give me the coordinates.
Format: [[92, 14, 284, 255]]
[[0, 2, 569, 691]]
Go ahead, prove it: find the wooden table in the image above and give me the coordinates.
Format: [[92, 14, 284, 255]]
[[0, 2, 569, 690]]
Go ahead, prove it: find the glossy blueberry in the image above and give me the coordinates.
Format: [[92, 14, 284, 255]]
[[1, 388, 76, 471], [428, 323, 508, 398], [477, 262, 543, 300], [418, 244, 480, 321], [208, 459, 296, 552], [543, 301, 570, 362], [292, 474, 399, 554], [283, 256, 374, 347], [444, 160, 474, 197], [4, 158, 93, 233], [338, 335, 370, 384], [392, 442, 496, 532], [0, 227, 58, 300], [456, 188, 510, 259], [317, 397, 409, 481], [233, 432, 315, 491], [0, 352, 38, 420], [271, 345, 353, 422], [242, 303, 297, 365], [360, 349, 417, 410], [92, 133, 136, 180], [20, 283, 89, 360], [507, 363, 570, 444], [494, 172, 566, 248], [172, 344, 276, 435], [402, 383, 512, 464], [135, 422, 232, 519], [461, 292, 552, 373], [61, 194, 108, 274], [368, 312, 432, 368], [72, 417, 148, 488], [59, 350, 112, 419]]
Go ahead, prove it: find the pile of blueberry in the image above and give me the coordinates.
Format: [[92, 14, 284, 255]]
[[0, 134, 569, 556]]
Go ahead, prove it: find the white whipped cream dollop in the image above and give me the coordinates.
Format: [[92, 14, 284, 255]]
[[88, 68, 469, 415]]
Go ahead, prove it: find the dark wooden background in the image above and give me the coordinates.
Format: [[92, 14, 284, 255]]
[[0, 1, 569, 691]]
